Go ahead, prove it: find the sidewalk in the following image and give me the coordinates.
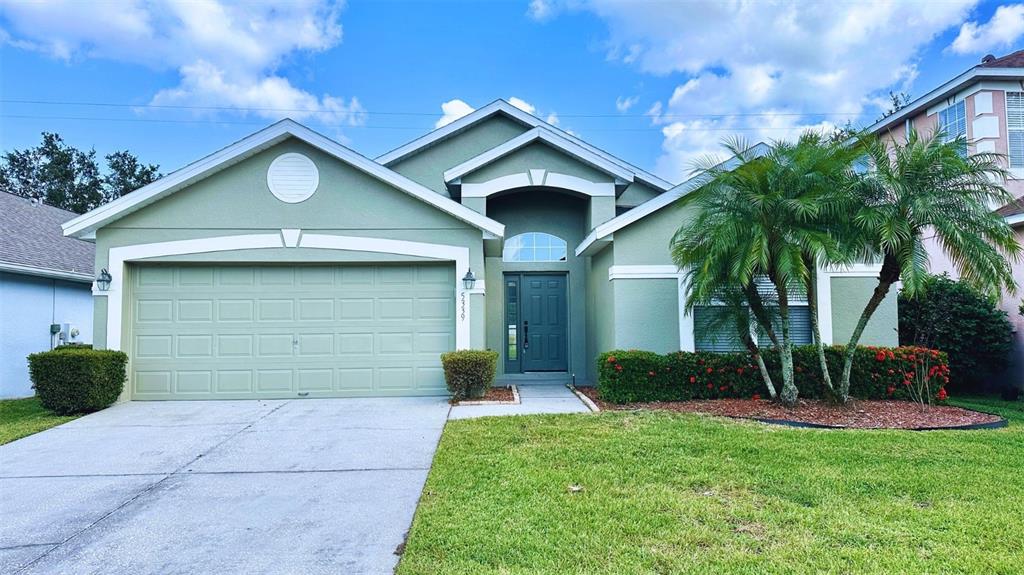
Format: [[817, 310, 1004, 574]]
[[448, 384, 592, 420]]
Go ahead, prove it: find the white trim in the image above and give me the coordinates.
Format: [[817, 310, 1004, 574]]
[[605, 265, 694, 351], [443, 127, 634, 184], [576, 143, 771, 256], [869, 67, 1024, 134], [461, 173, 531, 198], [607, 264, 680, 280], [376, 100, 674, 191], [1005, 213, 1024, 226], [816, 263, 882, 345], [0, 261, 94, 283], [678, 275, 695, 352], [461, 171, 615, 199], [63, 119, 505, 239], [102, 233, 478, 353]]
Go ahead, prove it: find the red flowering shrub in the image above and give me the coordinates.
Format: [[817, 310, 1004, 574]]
[[597, 345, 949, 404]]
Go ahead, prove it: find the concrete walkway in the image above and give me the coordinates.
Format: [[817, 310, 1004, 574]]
[[0, 397, 450, 575], [449, 384, 592, 419]]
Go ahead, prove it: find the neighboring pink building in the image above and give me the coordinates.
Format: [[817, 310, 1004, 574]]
[[868, 50, 1024, 391]]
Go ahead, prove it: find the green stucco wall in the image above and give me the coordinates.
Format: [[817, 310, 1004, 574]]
[[613, 278, 680, 353], [93, 138, 486, 351], [616, 181, 661, 208], [613, 200, 694, 266], [586, 245, 615, 383], [462, 142, 612, 184], [830, 276, 899, 346], [483, 191, 589, 379], [386, 115, 529, 196]]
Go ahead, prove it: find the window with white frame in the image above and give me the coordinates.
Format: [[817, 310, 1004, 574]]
[[502, 232, 568, 262], [693, 277, 812, 352], [1007, 92, 1024, 169], [936, 100, 967, 153]]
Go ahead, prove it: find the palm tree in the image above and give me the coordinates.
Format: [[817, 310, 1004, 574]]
[[683, 267, 780, 400], [672, 134, 853, 406], [835, 130, 1021, 402]]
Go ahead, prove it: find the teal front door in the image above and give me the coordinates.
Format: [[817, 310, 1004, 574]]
[[505, 273, 568, 373]]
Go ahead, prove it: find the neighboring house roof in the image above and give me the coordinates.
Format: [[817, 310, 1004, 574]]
[[376, 99, 675, 192], [443, 127, 634, 193], [997, 197, 1024, 226], [0, 192, 94, 282], [996, 197, 1024, 217], [575, 143, 770, 256], [867, 52, 1024, 134], [63, 119, 505, 240], [980, 49, 1024, 68]]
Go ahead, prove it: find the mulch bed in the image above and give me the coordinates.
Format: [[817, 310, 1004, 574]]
[[453, 386, 516, 405], [577, 387, 1004, 430]]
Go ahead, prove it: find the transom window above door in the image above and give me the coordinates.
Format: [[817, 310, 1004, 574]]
[[503, 232, 568, 262]]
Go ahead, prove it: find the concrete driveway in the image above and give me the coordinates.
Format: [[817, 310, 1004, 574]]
[[0, 397, 451, 575]]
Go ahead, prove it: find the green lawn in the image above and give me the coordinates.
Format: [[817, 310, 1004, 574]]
[[0, 397, 79, 445], [398, 397, 1024, 574]]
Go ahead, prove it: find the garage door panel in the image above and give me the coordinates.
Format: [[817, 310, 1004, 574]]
[[130, 263, 455, 399]]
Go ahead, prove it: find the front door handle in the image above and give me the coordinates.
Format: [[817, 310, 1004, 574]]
[[523, 321, 529, 350]]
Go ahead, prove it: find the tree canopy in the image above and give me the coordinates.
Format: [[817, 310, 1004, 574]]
[[0, 132, 161, 214]]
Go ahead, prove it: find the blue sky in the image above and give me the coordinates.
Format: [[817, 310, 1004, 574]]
[[2, 0, 1023, 183]]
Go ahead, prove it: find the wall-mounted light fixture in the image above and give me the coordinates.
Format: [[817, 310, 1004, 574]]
[[96, 268, 112, 291], [462, 269, 477, 290]]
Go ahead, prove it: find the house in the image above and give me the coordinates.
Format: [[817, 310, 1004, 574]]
[[867, 50, 1024, 390], [1, 192, 94, 398], [62, 100, 895, 400]]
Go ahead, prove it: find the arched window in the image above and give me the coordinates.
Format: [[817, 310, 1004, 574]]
[[503, 232, 568, 262]]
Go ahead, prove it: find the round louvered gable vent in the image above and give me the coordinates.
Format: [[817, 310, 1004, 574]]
[[267, 153, 319, 203]]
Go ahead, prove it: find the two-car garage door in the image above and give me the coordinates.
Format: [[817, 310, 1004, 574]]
[[129, 263, 455, 399]]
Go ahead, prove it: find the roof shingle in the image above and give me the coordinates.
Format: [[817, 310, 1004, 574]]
[[0, 192, 95, 278], [996, 196, 1024, 217], [980, 49, 1024, 68]]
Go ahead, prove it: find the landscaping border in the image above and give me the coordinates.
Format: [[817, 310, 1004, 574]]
[[576, 386, 1009, 431], [568, 385, 600, 412], [752, 416, 1008, 431], [455, 385, 520, 406]]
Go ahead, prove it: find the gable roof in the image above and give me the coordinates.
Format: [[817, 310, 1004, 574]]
[[1, 192, 94, 282], [443, 127, 635, 190], [63, 119, 505, 239], [867, 52, 1024, 134], [376, 99, 674, 192], [575, 143, 770, 256], [981, 49, 1024, 68]]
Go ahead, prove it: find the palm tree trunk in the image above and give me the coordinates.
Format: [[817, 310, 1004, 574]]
[[838, 254, 901, 402], [775, 280, 798, 407], [745, 283, 779, 347], [803, 259, 834, 394], [741, 337, 777, 400]]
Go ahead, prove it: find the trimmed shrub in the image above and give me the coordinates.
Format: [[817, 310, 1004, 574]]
[[899, 274, 1013, 394], [28, 348, 127, 415], [440, 350, 499, 400], [598, 345, 949, 404]]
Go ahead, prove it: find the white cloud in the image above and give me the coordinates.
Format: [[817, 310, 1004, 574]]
[[0, 0, 359, 125], [536, 0, 978, 181], [508, 97, 537, 115], [615, 95, 639, 112], [527, 0, 556, 22], [951, 4, 1024, 55], [545, 112, 560, 126], [435, 99, 476, 128]]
